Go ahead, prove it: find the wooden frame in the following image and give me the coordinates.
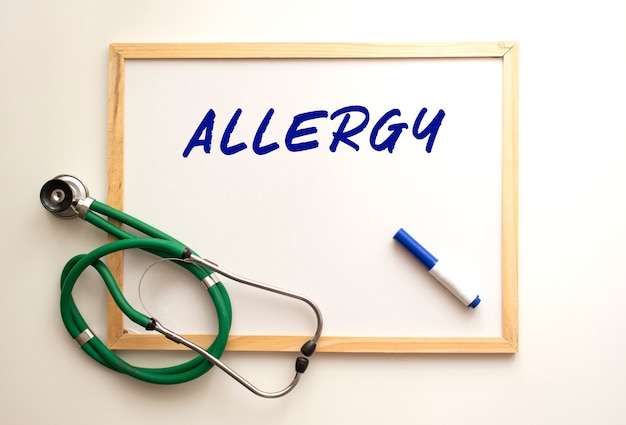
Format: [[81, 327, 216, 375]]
[[107, 42, 518, 353]]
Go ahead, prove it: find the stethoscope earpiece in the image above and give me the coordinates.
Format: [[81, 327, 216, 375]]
[[40, 175, 89, 219]]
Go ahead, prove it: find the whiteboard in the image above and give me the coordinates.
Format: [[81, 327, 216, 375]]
[[106, 43, 518, 353]]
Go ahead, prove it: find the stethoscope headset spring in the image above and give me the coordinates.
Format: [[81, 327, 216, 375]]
[[40, 174, 323, 398]]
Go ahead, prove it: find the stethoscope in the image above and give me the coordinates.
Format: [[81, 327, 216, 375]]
[[40, 174, 323, 398]]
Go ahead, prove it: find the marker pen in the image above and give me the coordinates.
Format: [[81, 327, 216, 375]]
[[393, 228, 481, 308]]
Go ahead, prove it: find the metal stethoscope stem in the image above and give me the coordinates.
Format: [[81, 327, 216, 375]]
[[151, 254, 323, 398], [188, 254, 324, 344], [150, 319, 303, 399]]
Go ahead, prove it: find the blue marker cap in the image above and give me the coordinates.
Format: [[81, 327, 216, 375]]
[[393, 228, 438, 270]]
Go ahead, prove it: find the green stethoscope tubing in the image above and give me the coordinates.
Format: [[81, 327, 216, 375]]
[[60, 199, 233, 385]]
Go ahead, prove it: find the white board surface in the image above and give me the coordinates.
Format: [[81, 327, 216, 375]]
[[119, 55, 504, 341]]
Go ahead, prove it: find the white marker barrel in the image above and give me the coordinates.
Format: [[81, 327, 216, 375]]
[[393, 228, 481, 308]]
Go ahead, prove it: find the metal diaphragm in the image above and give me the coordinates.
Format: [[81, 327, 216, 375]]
[[40, 175, 89, 219]]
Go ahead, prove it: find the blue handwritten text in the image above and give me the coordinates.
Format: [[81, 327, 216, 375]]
[[182, 106, 445, 157]]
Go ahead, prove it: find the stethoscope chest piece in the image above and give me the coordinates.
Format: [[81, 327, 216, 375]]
[[40, 175, 89, 219]]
